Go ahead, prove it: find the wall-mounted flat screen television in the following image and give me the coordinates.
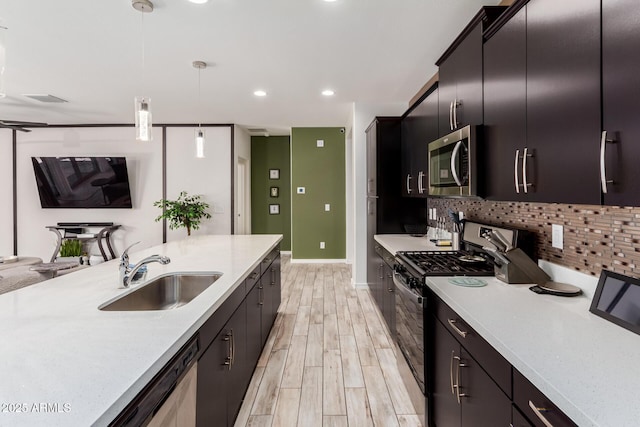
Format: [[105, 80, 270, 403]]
[[32, 157, 133, 208]]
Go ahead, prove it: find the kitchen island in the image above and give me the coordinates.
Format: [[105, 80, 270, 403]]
[[375, 233, 640, 427], [0, 234, 282, 427]]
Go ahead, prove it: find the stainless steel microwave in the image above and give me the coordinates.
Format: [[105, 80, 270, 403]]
[[428, 125, 479, 197]]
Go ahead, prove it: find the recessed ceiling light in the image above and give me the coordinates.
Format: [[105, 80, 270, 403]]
[[254, 90, 267, 97], [322, 89, 335, 96], [188, 0, 209, 3]]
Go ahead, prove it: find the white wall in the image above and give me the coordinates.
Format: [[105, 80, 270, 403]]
[[234, 125, 251, 235], [352, 102, 407, 287], [16, 127, 164, 261], [0, 130, 13, 255], [165, 126, 232, 242]]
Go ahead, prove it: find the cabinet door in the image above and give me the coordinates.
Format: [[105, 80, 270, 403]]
[[400, 118, 417, 197], [438, 55, 458, 137], [459, 348, 511, 427], [512, 405, 533, 427], [431, 319, 461, 427], [450, 25, 483, 132], [226, 304, 248, 427], [526, 0, 601, 204], [246, 282, 263, 368], [197, 327, 232, 426], [483, 6, 527, 201], [382, 263, 395, 336], [602, 0, 640, 206], [268, 255, 282, 322]]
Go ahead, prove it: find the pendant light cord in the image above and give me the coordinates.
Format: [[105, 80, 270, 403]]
[[198, 67, 202, 129]]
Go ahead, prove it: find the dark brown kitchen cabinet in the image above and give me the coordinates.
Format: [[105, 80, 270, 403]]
[[431, 317, 511, 427], [373, 243, 395, 335], [197, 246, 281, 427], [524, 0, 601, 204], [512, 405, 533, 427], [366, 118, 426, 294], [513, 369, 577, 427], [196, 303, 248, 427], [483, 5, 527, 201], [401, 85, 439, 197], [601, 0, 640, 206], [482, 0, 601, 204], [437, 7, 506, 137]]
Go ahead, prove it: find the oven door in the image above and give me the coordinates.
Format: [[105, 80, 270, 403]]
[[428, 125, 478, 197], [393, 270, 425, 395]]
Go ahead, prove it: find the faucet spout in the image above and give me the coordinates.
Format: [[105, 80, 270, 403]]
[[120, 254, 171, 288]]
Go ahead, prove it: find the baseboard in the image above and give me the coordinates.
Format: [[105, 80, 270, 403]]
[[290, 258, 347, 264], [280, 251, 292, 256], [353, 281, 370, 289]]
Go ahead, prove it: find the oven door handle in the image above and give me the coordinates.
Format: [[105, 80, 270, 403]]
[[393, 271, 423, 304]]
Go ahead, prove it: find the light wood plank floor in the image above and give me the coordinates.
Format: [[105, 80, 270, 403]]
[[234, 256, 425, 427]]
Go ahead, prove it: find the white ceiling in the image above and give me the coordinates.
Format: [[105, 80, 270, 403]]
[[0, 0, 498, 135]]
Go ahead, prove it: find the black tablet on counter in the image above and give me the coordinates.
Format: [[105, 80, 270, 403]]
[[590, 270, 640, 336]]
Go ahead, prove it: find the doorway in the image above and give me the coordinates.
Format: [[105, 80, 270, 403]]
[[237, 158, 250, 234]]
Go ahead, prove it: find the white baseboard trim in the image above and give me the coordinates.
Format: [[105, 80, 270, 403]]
[[290, 258, 347, 264], [280, 251, 292, 256], [353, 281, 370, 289]]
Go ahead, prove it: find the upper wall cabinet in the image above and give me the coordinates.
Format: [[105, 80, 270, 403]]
[[482, 0, 601, 204], [401, 86, 439, 197], [602, 0, 640, 206], [437, 7, 506, 137]]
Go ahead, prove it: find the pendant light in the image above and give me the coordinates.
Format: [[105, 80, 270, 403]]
[[133, 0, 154, 141], [193, 60, 207, 158], [0, 25, 7, 98]]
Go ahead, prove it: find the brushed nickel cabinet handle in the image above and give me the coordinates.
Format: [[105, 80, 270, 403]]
[[514, 149, 521, 194], [230, 329, 235, 368], [447, 318, 468, 338], [522, 147, 533, 193], [449, 101, 454, 130], [406, 174, 412, 194], [453, 99, 459, 129], [450, 141, 464, 187], [528, 400, 555, 427], [450, 351, 456, 395], [259, 285, 264, 305], [223, 332, 233, 370], [600, 130, 615, 193], [455, 356, 468, 404], [417, 171, 424, 194]]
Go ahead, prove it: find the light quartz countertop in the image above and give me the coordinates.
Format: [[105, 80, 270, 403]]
[[374, 233, 452, 254], [374, 233, 640, 427], [0, 234, 282, 427]]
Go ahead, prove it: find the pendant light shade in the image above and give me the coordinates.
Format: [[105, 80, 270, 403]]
[[134, 96, 152, 141], [133, 0, 153, 141], [195, 128, 205, 158], [193, 60, 207, 158]]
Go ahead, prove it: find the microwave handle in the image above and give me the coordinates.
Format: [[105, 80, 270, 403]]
[[514, 149, 521, 194], [450, 140, 464, 187]]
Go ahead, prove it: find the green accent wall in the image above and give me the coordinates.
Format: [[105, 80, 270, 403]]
[[291, 128, 346, 259], [251, 136, 291, 251]]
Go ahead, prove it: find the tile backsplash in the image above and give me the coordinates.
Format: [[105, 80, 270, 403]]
[[428, 198, 640, 278]]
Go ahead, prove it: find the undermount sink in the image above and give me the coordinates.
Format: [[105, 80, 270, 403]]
[[99, 272, 222, 311]]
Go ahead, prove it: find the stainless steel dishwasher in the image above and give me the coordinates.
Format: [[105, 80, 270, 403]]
[[110, 335, 199, 427]]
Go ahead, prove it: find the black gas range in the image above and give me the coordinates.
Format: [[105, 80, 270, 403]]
[[396, 250, 495, 280]]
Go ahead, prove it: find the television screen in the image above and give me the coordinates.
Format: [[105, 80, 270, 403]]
[[32, 157, 133, 208]]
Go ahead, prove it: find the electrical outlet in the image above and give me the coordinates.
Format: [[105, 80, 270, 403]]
[[317, 139, 324, 147], [297, 187, 305, 194], [325, 204, 331, 211], [552, 224, 564, 250], [320, 242, 325, 249]]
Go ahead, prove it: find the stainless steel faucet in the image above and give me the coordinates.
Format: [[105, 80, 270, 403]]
[[119, 242, 171, 288]]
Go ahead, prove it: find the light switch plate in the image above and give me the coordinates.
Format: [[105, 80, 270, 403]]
[[297, 187, 305, 194], [317, 140, 324, 147], [320, 242, 325, 249], [325, 204, 330, 211], [552, 224, 564, 250]]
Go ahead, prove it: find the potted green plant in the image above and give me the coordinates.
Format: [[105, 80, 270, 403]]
[[154, 191, 212, 236], [57, 239, 83, 263]]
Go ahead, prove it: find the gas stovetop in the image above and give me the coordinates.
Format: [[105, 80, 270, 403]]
[[396, 250, 495, 278]]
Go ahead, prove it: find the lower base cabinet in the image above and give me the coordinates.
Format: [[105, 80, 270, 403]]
[[147, 361, 198, 427], [431, 318, 511, 427], [196, 248, 281, 427]]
